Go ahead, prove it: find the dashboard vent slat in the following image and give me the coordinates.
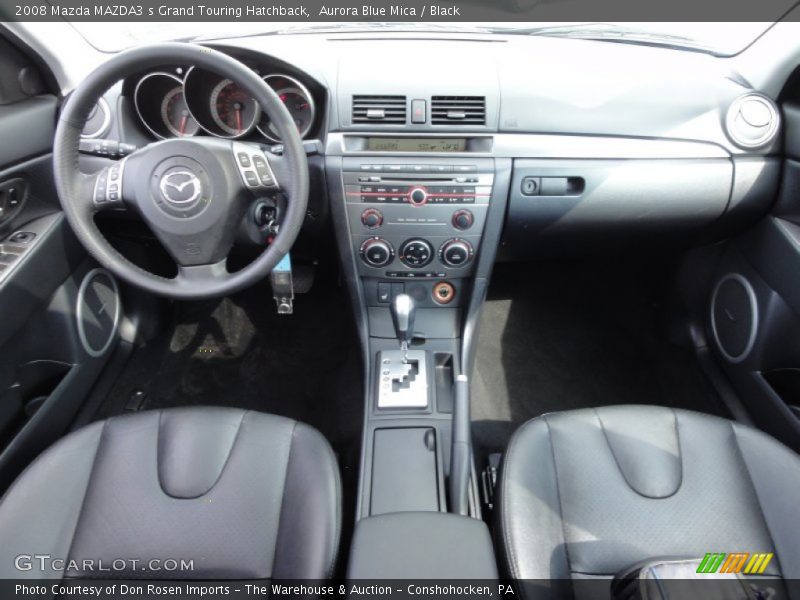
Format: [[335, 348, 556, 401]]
[[352, 95, 407, 124], [431, 96, 486, 125]]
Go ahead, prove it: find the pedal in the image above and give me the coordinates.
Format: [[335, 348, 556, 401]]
[[292, 264, 315, 294], [480, 453, 502, 511]]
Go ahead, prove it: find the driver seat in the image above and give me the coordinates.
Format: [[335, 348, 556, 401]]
[[0, 407, 341, 579]]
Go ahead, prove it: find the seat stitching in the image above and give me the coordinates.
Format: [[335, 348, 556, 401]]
[[199, 409, 248, 495], [64, 418, 110, 574], [499, 417, 526, 584], [320, 428, 343, 579], [272, 420, 299, 577], [595, 406, 684, 500], [544, 414, 574, 593], [729, 421, 784, 577]]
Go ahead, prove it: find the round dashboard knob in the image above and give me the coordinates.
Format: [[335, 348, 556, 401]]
[[361, 208, 383, 229], [400, 238, 434, 268], [409, 187, 428, 207], [360, 238, 394, 267], [439, 238, 473, 267], [452, 209, 474, 231]]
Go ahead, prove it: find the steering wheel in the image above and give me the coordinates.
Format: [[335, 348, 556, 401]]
[[53, 43, 309, 299]]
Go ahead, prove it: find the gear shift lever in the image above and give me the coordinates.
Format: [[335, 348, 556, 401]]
[[391, 293, 416, 362]]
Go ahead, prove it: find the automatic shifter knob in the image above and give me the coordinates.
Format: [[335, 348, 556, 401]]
[[391, 294, 416, 358]]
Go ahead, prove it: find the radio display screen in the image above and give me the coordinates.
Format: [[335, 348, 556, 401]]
[[366, 138, 467, 153]]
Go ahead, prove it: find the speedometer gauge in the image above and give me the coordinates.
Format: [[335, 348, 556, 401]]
[[257, 74, 316, 142], [161, 87, 199, 137], [209, 79, 259, 138]]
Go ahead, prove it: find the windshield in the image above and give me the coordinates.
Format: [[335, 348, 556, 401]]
[[67, 21, 776, 57]]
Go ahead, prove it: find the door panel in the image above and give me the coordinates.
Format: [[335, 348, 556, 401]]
[[703, 99, 800, 451], [0, 30, 121, 490]]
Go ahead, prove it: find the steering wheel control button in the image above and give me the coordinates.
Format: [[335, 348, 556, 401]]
[[252, 155, 275, 186], [439, 238, 474, 267], [452, 209, 475, 231], [244, 171, 259, 186], [408, 187, 428, 207], [360, 237, 394, 268], [93, 158, 128, 208], [232, 142, 278, 191], [361, 208, 384, 229], [400, 238, 434, 268]]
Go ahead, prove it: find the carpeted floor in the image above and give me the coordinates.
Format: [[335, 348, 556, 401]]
[[471, 258, 727, 470], [94, 277, 362, 447]]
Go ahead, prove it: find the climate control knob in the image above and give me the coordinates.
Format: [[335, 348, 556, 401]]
[[361, 208, 383, 229], [400, 238, 434, 268], [360, 238, 394, 268], [452, 209, 474, 231], [439, 238, 474, 267]]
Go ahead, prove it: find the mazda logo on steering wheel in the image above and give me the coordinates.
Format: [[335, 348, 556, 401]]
[[159, 170, 202, 205]]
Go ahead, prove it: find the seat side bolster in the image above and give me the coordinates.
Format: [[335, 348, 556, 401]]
[[497, 416, 572, 589], [0, 421, 105, 579], [732, 422, 800, 580], [271, 422, 342, 579]]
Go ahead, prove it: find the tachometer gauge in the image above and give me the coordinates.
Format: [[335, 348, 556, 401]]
[[257, 74, 316, 142], [161, 86, 199, 137], [209, 79, 259, 138]]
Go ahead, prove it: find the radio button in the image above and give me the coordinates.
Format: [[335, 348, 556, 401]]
[[452, 209, 474, 231], [361, 208, 384, 229], [409, 187, 428, 207]]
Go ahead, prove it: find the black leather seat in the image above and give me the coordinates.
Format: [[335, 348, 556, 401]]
[[0, 407, 341, 579], [497, 405, 800, 595]]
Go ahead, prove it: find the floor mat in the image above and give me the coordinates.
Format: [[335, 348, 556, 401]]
[[95, 278, 362, 447], [471, 258, 727, 467]]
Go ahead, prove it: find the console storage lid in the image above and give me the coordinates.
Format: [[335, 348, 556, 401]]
[[347, 512, 497, 579]]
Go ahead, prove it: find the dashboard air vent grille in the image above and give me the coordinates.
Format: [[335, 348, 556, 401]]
[[431, 96, 486, 125], [352, 95, 407, 124]]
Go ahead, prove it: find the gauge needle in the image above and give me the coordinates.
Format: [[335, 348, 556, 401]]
[[179, 111, 188, 135], [234, 102, 242, 133]]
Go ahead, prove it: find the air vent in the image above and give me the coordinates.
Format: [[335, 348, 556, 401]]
[[431, 96, 486, 125], [725, 93, 779, 149], [352, 95, 407, 124]]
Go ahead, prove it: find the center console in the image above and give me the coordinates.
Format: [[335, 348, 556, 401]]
[[326, 136, 511, 527]]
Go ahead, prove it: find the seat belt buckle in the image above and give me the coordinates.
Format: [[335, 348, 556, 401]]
[[270, 252, 294, 315]]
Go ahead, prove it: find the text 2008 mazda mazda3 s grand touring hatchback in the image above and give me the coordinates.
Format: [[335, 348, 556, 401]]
[[0, 11, 799, 600]]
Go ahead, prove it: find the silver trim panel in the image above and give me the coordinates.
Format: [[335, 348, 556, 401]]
[[325, 132, 730, 159]]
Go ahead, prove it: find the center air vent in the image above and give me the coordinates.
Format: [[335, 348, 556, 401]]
[[431, 96, 486, 125], [352, 95, 407, 124]]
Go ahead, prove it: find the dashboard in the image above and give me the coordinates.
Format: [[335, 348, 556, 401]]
[[80, 34, 786, 264]]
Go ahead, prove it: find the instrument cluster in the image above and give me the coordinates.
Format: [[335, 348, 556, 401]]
[[133, 66, 318, 143]]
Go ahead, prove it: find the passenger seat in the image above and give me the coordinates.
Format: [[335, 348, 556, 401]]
[[497, 405, 800, 597]]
